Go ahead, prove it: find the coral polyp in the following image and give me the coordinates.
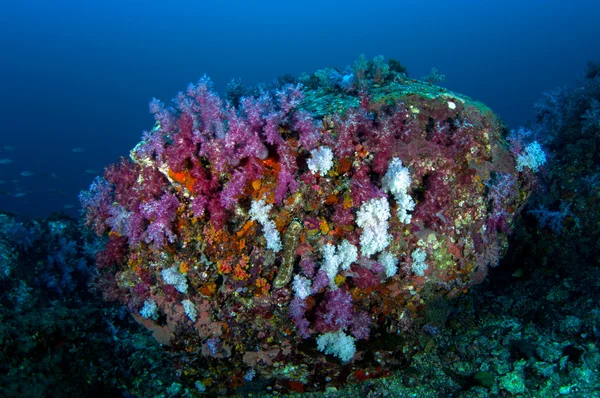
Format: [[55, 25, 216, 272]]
[[80, 56, 535, 393]]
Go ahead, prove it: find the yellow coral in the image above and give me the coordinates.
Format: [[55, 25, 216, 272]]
[[319, 219, 330, 235]]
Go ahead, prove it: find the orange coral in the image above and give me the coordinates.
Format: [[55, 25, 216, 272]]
[[217, 259, 233, 275], [285, 195, 295, 206], [275, 210, 291, 231], [236, 220, 256, 238], [168, 169, 196, 192], [356, 144, 369, 159], [179, 262, 190, 274], [325, 194, 339, 205], [233, 255, 251, 281], [233, 264, 250, 281], [263, 157, 281, 174], [343, 194, 353, 210], [337, 158, 352, 174], [254, 278, 270, 296], [203, 223, 249, 261], [319, 219, 330, 235], [199, 282, 217, 297]]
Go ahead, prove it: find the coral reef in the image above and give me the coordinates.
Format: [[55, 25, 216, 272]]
[[80, 56, 538, 393]]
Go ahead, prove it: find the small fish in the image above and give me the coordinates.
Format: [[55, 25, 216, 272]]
[[13, 192, 27, 198], [63, 204, 75, 209], [0, 158, 13, 164], [0, 180, 4, 185], [20, 171, 34, 177], [3, 145, 15, 151], [72, 148, 86, 153], [50, 173, 58, 178], [85, 169, 99, 174]]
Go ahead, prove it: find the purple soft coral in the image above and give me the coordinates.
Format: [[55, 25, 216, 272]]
[[149, 97, 177, 133], [139, 193, 180, 249], [294, 110, 322, 151], [315, 288, 354, 333], [79, 176, 113, 235], [184, 75, 226, 138], [289, 296, 311, 339], [276, 83, 303, 114]]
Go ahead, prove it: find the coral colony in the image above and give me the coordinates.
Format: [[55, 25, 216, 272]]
[[80, 55, 541, 392]]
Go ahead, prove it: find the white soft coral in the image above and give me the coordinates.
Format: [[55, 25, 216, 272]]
[[382, 157, 415, 224], [249, 199, 282, 252], [378, 251, 399, 278], [516, 141, 547, 172], [307, 146, 334, 176], [316, 330, 356, 362], [356, 197, 392, 258], [320, 240, 358, 288]]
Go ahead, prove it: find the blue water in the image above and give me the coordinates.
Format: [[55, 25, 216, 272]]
[[1, 0, 599, 218]]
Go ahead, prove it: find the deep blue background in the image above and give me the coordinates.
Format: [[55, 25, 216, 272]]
[[1, 0, 599, 218]]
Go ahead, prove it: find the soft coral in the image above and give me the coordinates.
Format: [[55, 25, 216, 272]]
[[139, 193, 180, 249]]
